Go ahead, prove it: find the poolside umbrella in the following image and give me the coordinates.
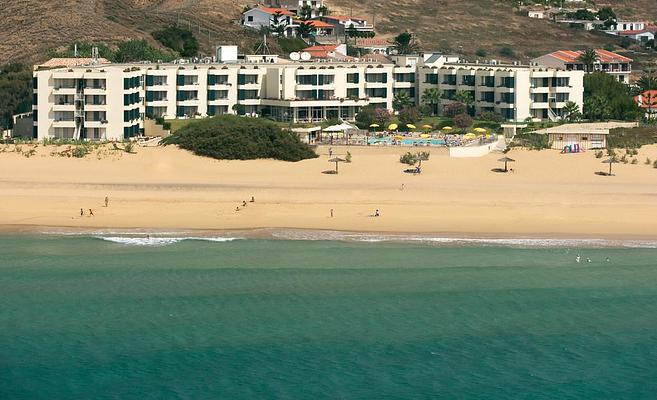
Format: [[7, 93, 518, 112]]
[[394, 135, 404, 141], [329, 157, 346, 173], [602, 158, 618, 176], [464, 133, 476, 139], [421, 124, 433, 130], [407, 124, 417, 130], [420, 133, 431, 138], [369, 123, 380, 129], [474, 127, 487, 133], [388, 123, 398, 131], [498, 156, 515, 172], [442, 126, 453, 131]]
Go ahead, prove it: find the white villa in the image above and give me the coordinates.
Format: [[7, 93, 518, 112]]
[[32, 54, 585, 141], [242, 7, 297, 36], [531, 49, 632, 84]]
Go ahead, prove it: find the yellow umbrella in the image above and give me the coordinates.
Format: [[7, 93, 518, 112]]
[[388, 123, 398, 131], [464, 133, 476, 139], [442, 126, 453, 131], [406, 124, 417, 130], [393, 135, 404, 140], [420, 133, 430, 138], [474, 127, 487, 133], [369, 123, 380, 128], [421, 124, 433, 131]]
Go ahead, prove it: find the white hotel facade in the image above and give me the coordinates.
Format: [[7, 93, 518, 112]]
[[33, 55, 584, 141]]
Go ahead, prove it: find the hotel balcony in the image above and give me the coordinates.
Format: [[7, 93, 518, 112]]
[[52, 104, 75, 112], [53, 120, 76, 128]]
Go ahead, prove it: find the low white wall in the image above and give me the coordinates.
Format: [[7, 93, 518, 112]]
[[449, 136, 504, 158]]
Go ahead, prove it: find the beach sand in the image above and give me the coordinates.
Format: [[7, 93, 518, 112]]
[[1, 143, 657, 238]]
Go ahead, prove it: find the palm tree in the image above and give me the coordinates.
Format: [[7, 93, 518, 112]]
[[454, 91, 475, 116], [393, 92, 413, 111], [562, 101, 582, 122], [270, 11, 286, 36], [421, 88, 442, 116], [577, 49, 600, 73], [391, 32, 419, 55], [318, 5, 329, 17], [637, 68, 656, 92]]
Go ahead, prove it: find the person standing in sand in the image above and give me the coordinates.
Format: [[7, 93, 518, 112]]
[[104, 196, 109, 207], [80, 208, 84, 217], [89, 209, 94, 216], [330, 209, 334, 218]]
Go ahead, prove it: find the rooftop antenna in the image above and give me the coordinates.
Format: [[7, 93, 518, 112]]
[[91, 46, 99, 65], [253, 34, 271, 55]]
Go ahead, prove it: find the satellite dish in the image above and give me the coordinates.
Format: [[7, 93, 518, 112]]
[[300, 52, 311, 61], [290, 52, 301, 61]]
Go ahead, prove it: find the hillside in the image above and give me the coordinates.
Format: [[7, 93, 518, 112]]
[[0, 0, 655, 65]]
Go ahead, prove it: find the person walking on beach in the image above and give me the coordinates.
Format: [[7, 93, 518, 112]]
[[89, 209, 94, 216], [80, 208, 84, 217], [104, 196, 109, 207], [375, 209, 380, 217], [328, 147, 333, 157], [400, 183, 405, 191], [330, 208, 334, 218], [242, 201, 247, 207], [250, 196, 255, 203]]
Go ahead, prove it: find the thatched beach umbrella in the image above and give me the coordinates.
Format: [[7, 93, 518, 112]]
[[498, 156, 515, 172], [602, 157, 618, 176], [328, 157, 346, 173]]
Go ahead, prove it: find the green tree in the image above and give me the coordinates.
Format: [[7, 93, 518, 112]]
[[373, 108, 393, 127], [596, 7, 617, 29], [318, 5, 329, 16], [584, 72, 641, 120], [421, 88, 442, 116], [345, 24, 359, 44], [393, 91, 413, 111], [584, 95, 611, 121], [299, 4, 312, 20], [398, 106, 421, 126], [152, 26, 199, 57], [271, 11, 287, 36], [454, 91, 475, 115], [391, 31, 419, 55], [0, 63, 32, 129], [296, 21, 315, 38], [577, 49, 600, 73], [114, 39, 175, 62], [562, 101, 582, 122], [637, 68, 657, 92], [453, 113, 473, 129], [355, 106, 375, 129]]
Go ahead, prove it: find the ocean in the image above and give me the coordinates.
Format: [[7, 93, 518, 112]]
[[1, 233, 657, 399]]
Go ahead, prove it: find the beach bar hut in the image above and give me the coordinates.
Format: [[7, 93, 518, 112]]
[[541, 124, 610, 151]]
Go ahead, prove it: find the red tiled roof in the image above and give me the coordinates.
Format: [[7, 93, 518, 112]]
[[323, 15, 366, 22], [255, 7, 295, 16], [547, 49, 632, 63], [38, 58, 111, 68], [355, 38, 391, 47], [303, 44, 348, 59], [618, 29, 656, 35], [634, 90, 657, 108], [301, 19, 334, 28]]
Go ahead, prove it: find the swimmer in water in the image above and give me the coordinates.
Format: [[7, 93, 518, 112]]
[[576, 255, 581, 263], [587, 257, 592, 263], [605, 257, 610, 262]]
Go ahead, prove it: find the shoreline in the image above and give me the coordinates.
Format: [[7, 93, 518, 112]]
[[3, 224, 657, 248]]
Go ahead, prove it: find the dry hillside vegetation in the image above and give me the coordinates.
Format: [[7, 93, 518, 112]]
[[0, 0, 654, 64]]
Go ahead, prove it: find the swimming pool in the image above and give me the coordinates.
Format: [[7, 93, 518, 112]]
[[368, 137, 446, 146]]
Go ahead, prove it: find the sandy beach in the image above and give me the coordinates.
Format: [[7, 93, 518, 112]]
[[1, 142, 657, 238]]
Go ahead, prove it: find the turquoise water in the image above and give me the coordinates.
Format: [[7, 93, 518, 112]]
[[367, 137, 445, 146], [2, 235, 657, 399]]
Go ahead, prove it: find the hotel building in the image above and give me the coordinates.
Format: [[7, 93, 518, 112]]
[[32, 55, 584, 141]]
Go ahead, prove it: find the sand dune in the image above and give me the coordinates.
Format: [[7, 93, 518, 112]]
[[1, 143, 657, 238]]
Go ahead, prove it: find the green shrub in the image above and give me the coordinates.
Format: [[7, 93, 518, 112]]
[[631, 158, 638, 164], [400, 152, 417, 165], [475, 48, 487, 57], [152, 26, 199, 57], [72, 145, 89, 158], [124, 141, 135, 154], [162, 115, 317, 162], [511, 133, 549, 150]]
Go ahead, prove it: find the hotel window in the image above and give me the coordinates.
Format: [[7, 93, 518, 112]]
[[394, 73, 415, 83], [480, 76, 495, 87], [425, 74, 439, 84], [208, 74, 228, 85], [365, 73, 387, 83], [365, 88, 387, 98], [208, 90, 228, 100], [461, 75, 475, 86], [176, 90, 198, 101], [441, 75, 456, 85], [346, 88, 359, 98], [500, 93, 514, 103], [480, 92, 494, 102], [238, 89, 258, 100], [499, 77, 515, 88], [238, 74, 258, 85], [347, 73, 360, 84], [555, 93, 569, 102]]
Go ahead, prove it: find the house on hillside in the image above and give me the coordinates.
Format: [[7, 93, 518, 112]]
[[635, 90, 657, 120], [318, 15, 374, 37], [302, 43, 350, 59], [299, 19, 335, 36], [616, 28, 655, 44], [531, 49, 632, 84], [262, 0, 325, 18], [242, 7, 297, 36], [354, 38, 392, 55]]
